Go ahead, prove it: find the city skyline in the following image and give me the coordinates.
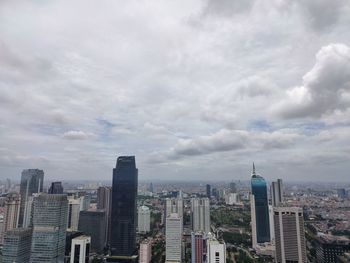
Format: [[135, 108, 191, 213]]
[[1, 0, 350, 182]]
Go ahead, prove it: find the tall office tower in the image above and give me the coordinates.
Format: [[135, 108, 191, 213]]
[[80, 194, 91, 211], [191, 198, 210, 234], [139, 239, 152, 263], [206, 184, 211, 198], [78, 210, 106, 254], [207, 234, 226, 263], [97, 186, 112, 243], [165, 198, 183, 218], [138, 206, 151, 233], [229, 182, 237, 193], [148, 182, 154, 193], [316, 234, 350, 263], [48, 182, 64, 194], [110, 156, 138, 257], [67, 197, 81, 231], [30, 194, 68, 263], [0, 193, 20, 244], [274, 207, 307, 263], [70, 235, 91, 263], [166, 213, 182, 262], [271, 179, 283, 207], [191, 232, 205, 263], [337, 188, 347, 199], [2, 228, 32, 263], [250, 163, 270, 248], [18, 169, 44, 226]]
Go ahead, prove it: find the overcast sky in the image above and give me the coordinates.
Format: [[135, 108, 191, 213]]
[[1, 0, 350, 182]]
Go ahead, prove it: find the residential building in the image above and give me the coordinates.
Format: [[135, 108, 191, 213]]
[[191, 198, 210, 234], [166, 213, 182, 262], [138, 206, 151, 233], [139, 239, 152, 263]]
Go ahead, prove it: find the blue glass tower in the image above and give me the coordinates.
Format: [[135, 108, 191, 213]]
[[251, 163, 270, 244], [110, 156, 138, 257]]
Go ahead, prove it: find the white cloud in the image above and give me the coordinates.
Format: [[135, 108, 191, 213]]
[[62, 131, 94, 140]]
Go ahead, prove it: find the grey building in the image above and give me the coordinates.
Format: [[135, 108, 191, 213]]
[[110, 156, 138, 257], [48, 182, 64, 194], [271, 179, 283, 207], [2, 228, 32, 263], [316, 234, 350, 263], [19, 169, 44, 227], [30, 194, 68, 263], [97, 186, 112, 244], [274, 207, 307, 263], [78, 210, 106, 254]]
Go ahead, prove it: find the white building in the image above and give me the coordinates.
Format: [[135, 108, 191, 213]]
[[274, 207, 307, 263], [166, 213, 182, 262], [138, 206, 151, 233], [207, 234, 226, 263], [70, 235, 91, 263], [191, 198, 210, 234], [165, 198, 183, 218], [0, 193, 20, 244], [67, 196, 81, 231], [139, 239, 152, 263], [225, 193, 239, 205]]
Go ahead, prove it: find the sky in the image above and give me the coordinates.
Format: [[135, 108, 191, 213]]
[[1, 0, 350, 182]]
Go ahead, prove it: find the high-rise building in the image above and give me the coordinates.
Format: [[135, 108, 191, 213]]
[[97, 186, 112, 244], [67, 196, 81, 231], [271, 179, 283, 207], [206, 184, 211, 198], [2, 228, 32, 263], [22, 194, 36, 228], [191, 232, 205, 263], [78, 210, 106, 254], [274, 207, 307, 263], [337, 188, 347, 199], [18, 169, 44, 227], [138, 206, 151, 234], [316, 234, 350, 263], [148, 182, 154, 193], [165, 198, 183, 218], [0, 193, 20, 244], [191, 198, 210, 234], [207, 234, 226, 263], [139, 239, 152, 263], [250, 163, 270, 247], [166, 213, 182, 262], [48, 182, 64, 194], [70, 235, 91, 263], [30, 194, 68, 263], [110, 156, 138, 257]]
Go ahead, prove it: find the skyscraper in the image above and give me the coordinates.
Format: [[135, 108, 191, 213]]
[[110, 156, 138, 257], [19, 169, 44, 227], [70, 235, 91, 263], [229, 182, 237, 193], [48, 182, 64, 194], [207, 234, 226, 263], [97, 186, 112, 244], [0, 193, 20, 244], [138, 206, 151, 234], [165, 198, 183, 218], [250, 163, 270, 247], [78, 210, 106, 254], [67, 196, 81, 231], [30, 194, 68, 263], [2, 228, 32, 263], [206, 184, 211, 198], [191, 198, 210, 234], [166, 213, 182, 262], [274, 207, 307, 263], [139, 239, 152, 263], [271, 179, 283, 207], [191, 232, 205, 263]]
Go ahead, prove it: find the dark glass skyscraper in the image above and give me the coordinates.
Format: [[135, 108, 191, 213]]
[[110, 156, 138, 257], [48, 181, 64, 194], [18, 169, 44, 227], [250, 163, 270, 245]]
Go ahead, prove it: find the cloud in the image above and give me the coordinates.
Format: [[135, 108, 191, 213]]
[[62, 130, 94, 140], [272, 43, 350, 119]]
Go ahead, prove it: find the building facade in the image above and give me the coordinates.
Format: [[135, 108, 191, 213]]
[[274, 207, 307, 263], [30, 194, 68, 263], [207, 234, 226, 263], [67, 196, 81, 231], [0, 193, 20, 244], [191, 232, 205, 263], [271, 179, 283, 207], [19, 169, 44, 227], [138, 206, 151, 233], [316, 234, 350, 263], [2, 228, 32, 263], [70, 235, 91, 263], [191, 198, 210, 234], [48, 182, 64, 194], [110, 156, 138, 257], [250, 163, 270, 247], [139, 239, 152, 263], [166, 213, 182, 262]]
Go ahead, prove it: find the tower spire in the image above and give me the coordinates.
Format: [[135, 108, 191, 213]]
[[252, 162, 256, 176]]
